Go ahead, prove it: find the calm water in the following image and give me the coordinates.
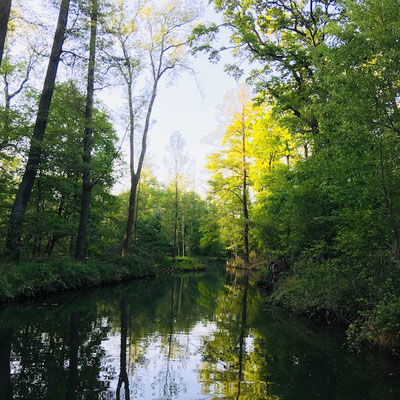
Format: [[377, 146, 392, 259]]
[[0, 267, 399, 399]]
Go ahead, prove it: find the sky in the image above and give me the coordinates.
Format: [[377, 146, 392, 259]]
[[18, 0, 249, 196], [98, 1, 247, 196]]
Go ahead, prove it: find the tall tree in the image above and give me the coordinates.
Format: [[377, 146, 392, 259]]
[[75, 0, 99, 261], [207, 85, 253, 265], [166, 131, 187, 259], [5, 0, 70, 260], [121, 0, 200, 256], [191, 0, 340, 152], [0, 0, 12, 68]]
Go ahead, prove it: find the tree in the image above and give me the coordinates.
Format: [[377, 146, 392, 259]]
[[207, 85, 253, 265], [5, 0, 71, 260], [121, 0, 200, 256], [0, 0, 12, 67], [75, 0, 99, 261], [15, 81, 118, 258], [166, 131, 188, 259], [191, 0, 341, 152]]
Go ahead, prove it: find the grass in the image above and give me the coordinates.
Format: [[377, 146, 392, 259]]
[[0, 254, 212, 304], [155, 256, 206, 273], [0, 255, 156, 303]]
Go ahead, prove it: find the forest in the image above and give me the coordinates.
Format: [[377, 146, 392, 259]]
[[1, 0, 400, 354]]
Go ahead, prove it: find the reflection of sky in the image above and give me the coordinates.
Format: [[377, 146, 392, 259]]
[[100, 321, 219, 399]]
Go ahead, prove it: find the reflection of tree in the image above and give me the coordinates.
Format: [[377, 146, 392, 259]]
[[0, 327, 13, 400], [153, 278, 192, 398], [117, 297, 130, 400], [66, 312, 80, 400], [164, 280, 177, 397], [199, 273, 278, 399], [236, 274, 248, 399]]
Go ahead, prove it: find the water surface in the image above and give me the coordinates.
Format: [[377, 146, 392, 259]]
[[0, 267, 399, 399]]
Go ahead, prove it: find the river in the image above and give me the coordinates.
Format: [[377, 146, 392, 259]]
[[0, 266, 399, 399]]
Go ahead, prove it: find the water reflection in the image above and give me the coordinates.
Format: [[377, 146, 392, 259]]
[[117, 298, 129, 400], [0, 269, 399, 399]]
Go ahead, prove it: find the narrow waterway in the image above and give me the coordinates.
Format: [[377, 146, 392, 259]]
[[0, 266, 399, 399]]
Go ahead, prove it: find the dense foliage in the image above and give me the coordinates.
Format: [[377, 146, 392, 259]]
[[2, 0, 400, 354], [193, 0, 400, 352]]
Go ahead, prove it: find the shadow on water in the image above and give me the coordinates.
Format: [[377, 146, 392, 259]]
[[0, 266, 399, 399]]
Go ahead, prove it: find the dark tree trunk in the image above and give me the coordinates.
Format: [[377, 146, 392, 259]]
[[5, 0, 70, 260], [47, 196, 63, 256], [75, 0, 98, 261], [0, 0, 11, 68]]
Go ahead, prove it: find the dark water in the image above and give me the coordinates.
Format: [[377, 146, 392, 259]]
[[0, 267, 399, 399]]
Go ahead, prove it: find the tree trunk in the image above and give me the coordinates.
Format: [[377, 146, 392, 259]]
[[5, 0, 70, 260], [181, 202, 185, 257], [174, 175, 178, 260], [122, 76, 158, 256], [122, 82, 137, 256], [122, 175, 139, 256], [47, 196, 63, 256], [75, 0, 98, 261], [0, 0, 11, 68], [134, 181, 140, 242], [242, 115, 249, 266]]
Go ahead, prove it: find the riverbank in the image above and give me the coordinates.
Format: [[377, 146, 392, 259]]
[[0, 255, 209, 304], [255, 257, 400, 357]]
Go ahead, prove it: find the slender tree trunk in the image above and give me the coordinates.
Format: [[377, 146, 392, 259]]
[[5, 0, 70, 260], [122, 175, 139, 256], [181, 202, 185, 257], [286, 140, 290, 167], [174, 174, 178, 260], [32, 178, 43, 258], [0, 0, 11, 68], [122, 83, 138, 257], [122, 78, 158, 256], [189, 193, 194, 256], [241, 115, 249, 266], [75, 0, 98, 261], [47, 196, 63, 256], [134, 181, 140, 242]]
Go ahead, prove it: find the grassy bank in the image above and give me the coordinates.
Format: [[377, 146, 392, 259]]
[[256, 256, 400, 356], [155, 256, 206, 272], [0, 255, 208, 304]]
